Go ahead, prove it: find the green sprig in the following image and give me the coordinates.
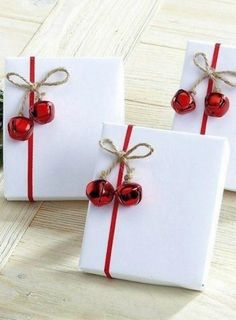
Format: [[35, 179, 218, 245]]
[[0, 90, 3, 166]]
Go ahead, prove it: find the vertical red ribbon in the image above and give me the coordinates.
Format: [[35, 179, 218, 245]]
[[200, 43, 221, 135], [27, 57, 35, 202], [104, 124, 133, 278]]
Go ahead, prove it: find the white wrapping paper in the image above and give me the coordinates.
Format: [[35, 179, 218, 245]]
[[80, 123, 229, 290], [173, 40, 236, 191], [4, 57, 124, 200]]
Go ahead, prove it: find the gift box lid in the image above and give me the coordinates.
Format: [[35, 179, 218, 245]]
[[4, 57, 124, 200], [79, 123, 229, 291], [173, 40, 236, 191]]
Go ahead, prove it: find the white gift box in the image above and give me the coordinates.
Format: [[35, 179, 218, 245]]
[[79, 123, 229, 291], [173, 40, 236, 191], [4, 57, 124, 200]]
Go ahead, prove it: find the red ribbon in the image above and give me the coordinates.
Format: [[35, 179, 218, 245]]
[[200, 43, 221, 135], [104, 124, 133, 278], [27, 56, 35, 202]]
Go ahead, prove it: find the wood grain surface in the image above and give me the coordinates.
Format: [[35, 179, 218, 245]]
[[0, 0, 235, 319]]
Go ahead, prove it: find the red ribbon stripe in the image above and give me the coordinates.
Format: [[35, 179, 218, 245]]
[[104, 124, 133, 278], [200, 43, 221, 135], [27, 56, 35, 202]]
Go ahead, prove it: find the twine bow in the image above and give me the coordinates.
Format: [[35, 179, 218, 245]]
[[190, 52, 236, 94], [6, 68, 69, 115], [99, 138, 154, 182]]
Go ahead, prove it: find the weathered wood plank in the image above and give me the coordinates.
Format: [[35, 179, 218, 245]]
[[0, 171, 41, 269], [0, 0, 57, 23], [142, 0, 236, 50], [0, 16, 39, 77], [126, 100, 174, 129], [0, 0, 58, 78], [21, 0, 160, 57], [125, 43, 184, 111], [31, 201, 87, 233]]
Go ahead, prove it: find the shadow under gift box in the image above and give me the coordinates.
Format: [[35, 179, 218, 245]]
[[79, 123, 230, 291], [173, 40, 236, 192], [4, 57, 124, 200]]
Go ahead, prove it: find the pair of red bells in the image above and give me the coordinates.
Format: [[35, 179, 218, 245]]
[[8, 100, 54, 141], [86, 179, 142, 207], [171, 89, 229, 117]]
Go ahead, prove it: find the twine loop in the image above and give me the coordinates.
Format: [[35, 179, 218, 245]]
[[190, 52, 236, 94], [99, 138, 154, 182], [6, 67, 69, 115]]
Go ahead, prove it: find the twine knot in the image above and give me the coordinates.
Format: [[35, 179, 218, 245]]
[[29, 82, 39, 92], [117, 150, 127, 162], [190, 52, 236, 94], [6, 67, 69, 115], [99, 138, 154, 182]]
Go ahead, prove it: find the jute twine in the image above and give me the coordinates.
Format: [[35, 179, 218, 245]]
[[6, 68, 69, 115], [190, 52, 236, 94], [99, 138, 154, 182]]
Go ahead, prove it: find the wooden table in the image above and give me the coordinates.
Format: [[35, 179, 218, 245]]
[[0, 0, 235, 319]]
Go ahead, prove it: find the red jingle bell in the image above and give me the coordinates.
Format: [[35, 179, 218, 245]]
[[30, 100, 55, 124], [8, 116, 34, 141], [205, 92, 229, 117], [86, 179, 115, 207], [171, 89, 196, 114], [117, 182, 142, 206]]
